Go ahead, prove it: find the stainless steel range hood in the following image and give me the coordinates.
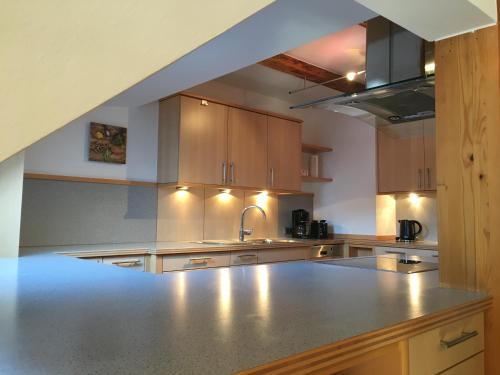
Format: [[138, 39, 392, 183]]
[[291, 17, 435, 127]]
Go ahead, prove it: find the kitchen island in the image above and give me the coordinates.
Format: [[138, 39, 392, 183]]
[[0, 250, 489, 374]]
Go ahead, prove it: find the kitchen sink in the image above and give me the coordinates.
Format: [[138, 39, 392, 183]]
[[191, 239, 302, 246]]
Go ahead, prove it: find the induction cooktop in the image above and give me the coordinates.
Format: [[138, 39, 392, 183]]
[[316, 254, 438, 274]]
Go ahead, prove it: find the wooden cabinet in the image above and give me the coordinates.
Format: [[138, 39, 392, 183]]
[[268, 116, 302, 191], [377, 119, 436, 193], [227, 107, 268, 188], [158, 94, 302, 192], [257, 247, 306, 263]]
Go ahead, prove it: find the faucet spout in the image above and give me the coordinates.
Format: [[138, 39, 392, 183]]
[[239, 205, 267, 242]]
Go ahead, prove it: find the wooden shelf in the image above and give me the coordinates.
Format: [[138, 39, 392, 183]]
[[302, 176, 333, 183], [301, 143, 333, 154]]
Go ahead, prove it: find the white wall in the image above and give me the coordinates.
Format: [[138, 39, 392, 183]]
[[189, 80, 378, 235], [24, 103, 158, 182], [0, 153, 25, 257]]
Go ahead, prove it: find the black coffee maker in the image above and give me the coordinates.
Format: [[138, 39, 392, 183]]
[[292, 209, 310, 238], [398, 219, 422, 242]]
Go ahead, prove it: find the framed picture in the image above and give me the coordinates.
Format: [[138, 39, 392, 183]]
[[89, 122, 127, 164]]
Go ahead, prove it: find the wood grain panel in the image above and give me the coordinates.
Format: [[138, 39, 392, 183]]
[[259, 54, 365, 94], [267, 117, 302, 191], [243, 191, 278, 239], [435, 24, 500, 374], [178, 96, 228, 185], [228, 108, 268, 187], [203, 187, 243, 240], [423, 118, 437, 190], [156, 185, 204, 241]]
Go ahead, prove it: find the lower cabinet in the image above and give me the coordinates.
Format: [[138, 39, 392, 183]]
[[230, 250, 259, 266], [408, 313, 484, 375], [162, 252, 230, 272], [256, 247, 306, 264], [374, 246, 438, 262]]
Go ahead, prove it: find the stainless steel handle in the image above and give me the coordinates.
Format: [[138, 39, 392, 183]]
[[441, 331, 478, 349], [189, 257, 213, 265], [230, 162, 235, 184], [418, 169, 423, 189], [427, 167, 431, 188], [237, 254, 258, 258], [270, 168, 274, 187], [111, 259, 141, 267], [222, 162, 227, 184]]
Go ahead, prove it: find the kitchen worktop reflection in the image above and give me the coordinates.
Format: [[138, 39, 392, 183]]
[[0, 252, 488, 375]]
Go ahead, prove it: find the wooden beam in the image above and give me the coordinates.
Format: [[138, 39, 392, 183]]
[[259, 54, 365, 94], [435, 24, 500, 374]]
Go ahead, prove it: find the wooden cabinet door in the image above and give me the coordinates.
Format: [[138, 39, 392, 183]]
[[423, 118, 436, 190], [267, 117, 301, 191], [178, 96, 228, 185], [377, 121, 425, 193], [227, 108, 268, 188]]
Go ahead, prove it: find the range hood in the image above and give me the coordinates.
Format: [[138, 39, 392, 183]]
[[291, 17, 435, 127]]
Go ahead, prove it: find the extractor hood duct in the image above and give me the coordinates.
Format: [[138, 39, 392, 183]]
[[291, 17, 435, 127]]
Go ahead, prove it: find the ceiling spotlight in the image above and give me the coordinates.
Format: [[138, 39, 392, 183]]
[[219, 188, 231, 194]]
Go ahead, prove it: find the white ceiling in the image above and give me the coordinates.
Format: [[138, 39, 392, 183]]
[[106, 0, 375, 107], [287, 24, 366, 78]]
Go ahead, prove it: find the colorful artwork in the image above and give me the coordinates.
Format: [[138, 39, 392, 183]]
[[89, 122, 127, 164]]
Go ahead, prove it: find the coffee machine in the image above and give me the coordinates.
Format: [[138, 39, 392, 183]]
[[292, 209, 310, 238]]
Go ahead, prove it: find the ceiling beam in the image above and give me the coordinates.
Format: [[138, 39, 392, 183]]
[[259, 53, 365, 93]]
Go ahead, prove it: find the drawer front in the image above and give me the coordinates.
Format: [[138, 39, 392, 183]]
[[102, 256, 145, 271], [163, 252, 230, 272], [409, 313, 484, 375], [81, 257, 103, 263], [230, 250, 259, 266], [406, 248, 439, 262], [441, 352, 484, 375], [258, 247, 306, 264], [374, 246, 407, 256]]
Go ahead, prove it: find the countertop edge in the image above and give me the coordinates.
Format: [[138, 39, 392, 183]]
[[237, 297, 492, 374]]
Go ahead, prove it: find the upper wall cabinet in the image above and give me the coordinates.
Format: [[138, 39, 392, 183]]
[[377, 118, 436, 194], [158, 94, 303, 192], [268, 116, 302, 191]]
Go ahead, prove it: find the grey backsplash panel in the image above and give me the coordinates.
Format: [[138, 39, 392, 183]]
[[277, 194, 314, 237], [20, 180, 157, 247]]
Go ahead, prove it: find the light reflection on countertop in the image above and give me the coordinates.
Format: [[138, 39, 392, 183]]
[[0, 252, 487, 375]]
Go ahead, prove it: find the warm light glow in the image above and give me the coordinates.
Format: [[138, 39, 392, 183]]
[[256, 264, 270, 323], [424, 62, 435, 74], [217, 191, 232, 203], [175, 189, 189, 201], [256, 191, 269, 208], [346, 71, 357, 81], [176, 186, 189, 191], [218, 268, 232, 334], [219, 188, 231, 194], [409, 193, 420, 207], [408, 273, 423, 315]]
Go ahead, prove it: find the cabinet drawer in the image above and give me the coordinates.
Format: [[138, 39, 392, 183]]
[[81, 257, 103, 263], [102, 256, 145, 271], [409, 313, 484, 375], [163, 252, 230, 272], [374, 247, 438, 263], [258, 247, 306, 264], [440, 352, 484, 375], [230, 250, 259, 266]]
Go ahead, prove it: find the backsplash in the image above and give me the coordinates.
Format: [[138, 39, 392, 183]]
[[395, 193, 437, 242]]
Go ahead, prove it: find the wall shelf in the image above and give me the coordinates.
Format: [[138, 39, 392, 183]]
[[301, 176, 333, 183], [301, 143, 333, 154]]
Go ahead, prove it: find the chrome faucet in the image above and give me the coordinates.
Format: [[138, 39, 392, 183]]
[[239, 205, 267, 242]]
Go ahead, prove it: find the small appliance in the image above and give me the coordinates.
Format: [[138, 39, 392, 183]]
[[397, 219, 422, 242], [318, 220, 328, 239], [292, 209, 310, 239]]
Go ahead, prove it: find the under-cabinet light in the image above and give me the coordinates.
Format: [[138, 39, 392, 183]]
[[176, 186, 189, 191]]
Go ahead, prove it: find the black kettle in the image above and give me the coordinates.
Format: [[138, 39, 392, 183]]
[[398, 219, 422, 241]]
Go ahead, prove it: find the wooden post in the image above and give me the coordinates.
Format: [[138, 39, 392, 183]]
[[435, 25, 500, 374]]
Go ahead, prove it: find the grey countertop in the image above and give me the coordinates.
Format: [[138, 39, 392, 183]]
[[0, 250, 486, 374]]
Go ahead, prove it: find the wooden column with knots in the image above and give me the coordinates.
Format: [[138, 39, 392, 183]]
[[435, 24, 500, 374]]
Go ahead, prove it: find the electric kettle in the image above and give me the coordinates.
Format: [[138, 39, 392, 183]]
[[398, 219, 422, 242]]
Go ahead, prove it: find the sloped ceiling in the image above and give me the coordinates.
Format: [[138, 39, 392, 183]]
[[0, 0, 275, 164]]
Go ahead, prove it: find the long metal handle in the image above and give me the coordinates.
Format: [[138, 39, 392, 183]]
[[222, 162, 227, 184], [270, 168, 274, 187], [111, 259, 141, 267], [230, 162, 235, 184], [189, 257, 213, 265], [237, 254, 257, 258], [427, 167, 431, 188], [441, 331, 478, 349], [418, 169, 423, 189]]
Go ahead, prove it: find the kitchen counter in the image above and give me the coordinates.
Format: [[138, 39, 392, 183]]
[[0, 250, 488, 374]]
